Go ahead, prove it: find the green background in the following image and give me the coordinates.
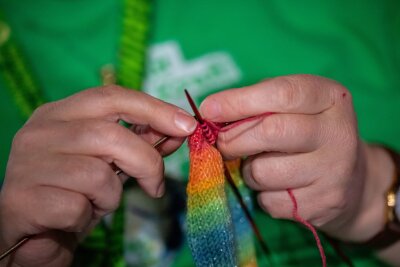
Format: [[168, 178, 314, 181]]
[[0, 0, 399, 266]]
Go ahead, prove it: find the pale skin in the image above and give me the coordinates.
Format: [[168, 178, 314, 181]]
[[0, 75, 398, 266], [0, 86, 197, 266], [200, 74, 399, 265]]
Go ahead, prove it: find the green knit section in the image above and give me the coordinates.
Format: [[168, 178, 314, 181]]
[[117, 0, 151, 90], [0, 23, 45, 119]]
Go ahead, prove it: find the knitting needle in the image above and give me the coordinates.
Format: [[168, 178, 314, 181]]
[[0, 238, 29, 261], [0, 135, 170, 262], [114, 135, 170, 175], [184, 89, 204, 124], [223, 166, 271, 256]]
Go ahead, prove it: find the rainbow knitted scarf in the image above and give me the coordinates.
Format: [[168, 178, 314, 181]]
[[186, 125, 258, 267]]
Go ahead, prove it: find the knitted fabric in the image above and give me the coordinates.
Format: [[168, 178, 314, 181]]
[[225, 160, 258, 267], [186, 125, 257, 267]]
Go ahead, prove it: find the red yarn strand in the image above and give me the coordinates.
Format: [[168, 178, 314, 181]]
[[287, 188, 327, 267]]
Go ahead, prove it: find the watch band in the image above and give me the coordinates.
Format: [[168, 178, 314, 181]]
[[361, 146, 400, 250]]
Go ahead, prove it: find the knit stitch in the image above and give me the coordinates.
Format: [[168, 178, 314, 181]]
[[186, 125, 258, 267]]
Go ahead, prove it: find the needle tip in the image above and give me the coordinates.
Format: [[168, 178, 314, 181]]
[[184, 89, 203, 123]]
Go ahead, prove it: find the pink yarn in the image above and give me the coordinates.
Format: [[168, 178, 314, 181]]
[[287, 188, 327, 267]]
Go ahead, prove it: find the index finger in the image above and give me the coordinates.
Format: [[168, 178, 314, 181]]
[[199, 75, 346, 122], [33, 85, 197, 137]]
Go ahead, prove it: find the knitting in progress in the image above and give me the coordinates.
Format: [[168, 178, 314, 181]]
[[184, 90, 326, 267], [187, 125, 241, 266]]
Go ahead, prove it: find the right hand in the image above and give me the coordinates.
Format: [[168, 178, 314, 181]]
[[0, 85, 197, 267]]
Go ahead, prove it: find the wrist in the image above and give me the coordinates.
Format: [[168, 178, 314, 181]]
[[359, 145, 400, 251], [344, 143, 395, 242]]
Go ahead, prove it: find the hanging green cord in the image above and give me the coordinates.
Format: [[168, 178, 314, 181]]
[[0, 15, 46, 119]]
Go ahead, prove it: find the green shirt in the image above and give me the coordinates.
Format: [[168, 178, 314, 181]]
[[0, 0, 399, 266]]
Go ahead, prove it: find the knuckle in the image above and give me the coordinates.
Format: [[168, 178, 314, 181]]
[[76, 158, 122, 214], [265, 159, 290, 182], [260, 191, 297, 220], [65, 157, 92, 180], [250, 159, 267, 187], [257, 194, 270, 213], [251, 123, 265, 143], [98, 85, 123, 98], [329, 79, 351, 99], [92, 85, 123, 109], [232, 95, 248, 117], [12, 128, 30, 149], [30, 102, 58, 118], [76, 121, 95, 141], [327, 190, 347, 211], [276, 76, 303, 110], [104, 181, 123, 213], [310, 192, 347, 227], [85, 121, 124, 149], [62, 196, 90, 232], [277, 75, 328, 112], [258, 194, 286, 219], [262, 116, 286, 141], [268, 209, 283, 219], [90, 160, 113, 192], [301, 119, 316, 141], [147, 153, 164, 178], [103, 124, 125, 147], [0, 190, 20, 216], [324, 87, 352, 110], [132, 149, 164, 180], [12, 125, 40, 151], [333, 151, 356, 178], [217, 133, 236, 159]]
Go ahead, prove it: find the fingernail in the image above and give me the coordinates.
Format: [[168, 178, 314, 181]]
[[200, 99, 221, 120], [156, 182, 165, 198], [174, 110, 197, 133]]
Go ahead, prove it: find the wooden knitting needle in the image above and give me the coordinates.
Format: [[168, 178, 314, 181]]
[[0, 135, 170, 262], [114, 135, 170, 175], [184, 89, 204, 124], [0, 238, 29, 261]]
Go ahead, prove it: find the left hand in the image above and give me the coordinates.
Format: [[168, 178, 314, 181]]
[[199, 74, 394, 242]]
